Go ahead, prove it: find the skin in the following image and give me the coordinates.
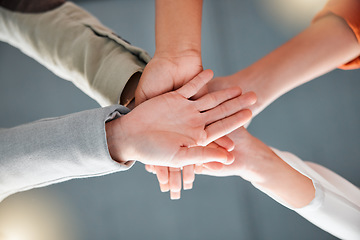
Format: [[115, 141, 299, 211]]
[[208, 14, 360, 117], [107, 70, 256, 168], [146, 12, 360, 199], [135, 0, 203, 106], [196, 13, 360, 206], [194, 128, 316, 209], [135, 0, 206, 199]]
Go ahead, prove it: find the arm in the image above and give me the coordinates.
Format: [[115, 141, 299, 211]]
[[197, 128, 360, 240], [208, 10, 360, 116], [269, 149, 360, 240], [0, 0, 150, 107], [155, 0, 203, 59], [0, 70, 255, 202], [135, 0, 204, 105], [0, 105, 133, 202], [135, 0, 204, 199]]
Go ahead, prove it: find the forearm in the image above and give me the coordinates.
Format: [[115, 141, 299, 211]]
[[236, 14, 360, 115], [0, 106, 133, 202], [252, 152, 315, 209], [0, 1, 150, 107], [155, 0, 202, 57], [256, 149, 360, 239]]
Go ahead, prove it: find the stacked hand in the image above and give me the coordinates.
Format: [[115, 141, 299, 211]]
[[107, 69, 256, 169], [195, 127, 315, 208], [136, 52, 257, 198]]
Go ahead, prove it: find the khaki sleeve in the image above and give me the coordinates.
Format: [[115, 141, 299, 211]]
[[313, 0, 360, 70], [0, 2, 151, 106]]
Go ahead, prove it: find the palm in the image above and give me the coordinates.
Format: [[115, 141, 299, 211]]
[[116, 70, 255, 168], [132, 92, 207, 144]]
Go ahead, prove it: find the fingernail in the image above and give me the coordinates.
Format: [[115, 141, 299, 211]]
[[183, 183, 193, 190], [226, 153, 235, 164], [160, 183, 169, 192], [170, 191, 181, 200]]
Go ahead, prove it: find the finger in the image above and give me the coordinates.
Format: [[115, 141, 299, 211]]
[[204, 109, 252, 147], [194, 164, 203, 174], [173, 146, 234, 167], [195, 167, 219, 176], [205, 142, 234, 165], [170, 191, 181, 200], [191, 85, 208, 100], [145, 165, 156, 174], [202, 162, 225, 170], [169, 167, 182, 200], [160, 182, 170, 192], [203, 91, 257, 125], [155, 166, 170, 192], [135, 86, 147, 107], [182, 165, 195, 190], [195, 87, 242, 112], [214, 136, 234, 151], [176, 69, 214, 99]]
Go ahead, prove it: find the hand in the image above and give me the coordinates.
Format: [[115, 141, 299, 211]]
[[107, 70, 256, 168], [141, 67, 253, 199], [135, 53, 213, 199], [135, 53, 203, 106], [195, 127, 315, 208], [195, 127, 277, 180], [207, 71, 266, 117], [145, 136, 235, 199], [146, 71, 258, 199]]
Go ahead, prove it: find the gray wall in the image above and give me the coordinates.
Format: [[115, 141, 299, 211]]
[[0, 1, 359, 239]]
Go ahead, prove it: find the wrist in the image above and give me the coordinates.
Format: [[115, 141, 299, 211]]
[[154, 47, 201, 60], [234, 58, 290, 116], [232, 68, 271, 116], [253, 152, 315, 208], [105, 117, 131, 163]]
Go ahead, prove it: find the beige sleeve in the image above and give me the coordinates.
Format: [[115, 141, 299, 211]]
[[0, 2, 151, 106]]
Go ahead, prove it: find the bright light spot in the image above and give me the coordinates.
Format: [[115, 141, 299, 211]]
[[3, 231, 27, 240], [0, 190, 80, 240], [256, 0, 328, 34]]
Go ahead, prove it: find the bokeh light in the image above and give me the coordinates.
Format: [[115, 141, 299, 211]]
[[0, 190, 80, 240], [256, 0, 328, 34]]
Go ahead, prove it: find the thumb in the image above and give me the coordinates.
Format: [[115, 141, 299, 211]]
[[176, 69, 214, 99], [172, 145, 234, 167], [134, 86, 147, 107]]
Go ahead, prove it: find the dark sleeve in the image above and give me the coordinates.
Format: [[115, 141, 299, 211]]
[[0, 0, 65, 13]]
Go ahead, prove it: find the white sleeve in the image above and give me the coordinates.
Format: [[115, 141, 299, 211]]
[[259, 148, 360, 240], [0, 2, 151, 106], [0, 105, 134, 202]]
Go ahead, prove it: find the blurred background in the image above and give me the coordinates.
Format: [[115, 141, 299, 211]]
[[0, 0, 359, 239]]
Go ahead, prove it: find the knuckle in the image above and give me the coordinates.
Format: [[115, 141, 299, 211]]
[[209, 93, 219, 105], [220, 103, 230, 116]]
